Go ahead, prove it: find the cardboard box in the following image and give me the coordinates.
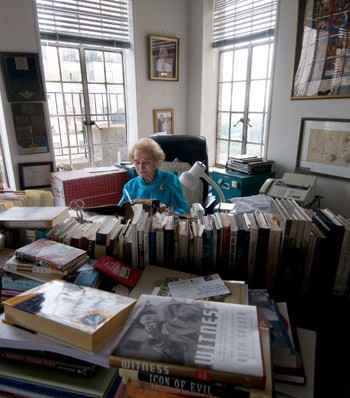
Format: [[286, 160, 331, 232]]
[[51, 169, 128, 208]]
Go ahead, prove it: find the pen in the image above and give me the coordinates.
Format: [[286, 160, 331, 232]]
[[125, 189, 133, 205]]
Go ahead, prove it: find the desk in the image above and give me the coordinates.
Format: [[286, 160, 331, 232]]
[[210, 167, 275, 202]]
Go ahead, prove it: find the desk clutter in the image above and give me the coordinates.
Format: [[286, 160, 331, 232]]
[[0, 195, 347, 397]]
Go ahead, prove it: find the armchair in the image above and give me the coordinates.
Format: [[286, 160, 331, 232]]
[[150, 134, 216, 213]]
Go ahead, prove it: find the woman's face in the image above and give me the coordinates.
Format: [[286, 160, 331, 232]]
[[133, 149, 158, 183]]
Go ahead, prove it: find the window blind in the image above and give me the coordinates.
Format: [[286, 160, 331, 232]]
[[212, 0, 278, 48], [36, 0, 131, 48]]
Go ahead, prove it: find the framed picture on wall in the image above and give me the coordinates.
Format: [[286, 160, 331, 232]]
[[0, 52, 45, 102], [11, 103, 49, 155], [292, 0, 350, 99], [296, 118, 350, 179], [149, 35, 179, 81], [153, 108, 174, 134], [18, 161, 54, 190]]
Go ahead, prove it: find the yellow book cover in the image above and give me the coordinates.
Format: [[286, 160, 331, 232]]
[[3, 279, 137, 352]]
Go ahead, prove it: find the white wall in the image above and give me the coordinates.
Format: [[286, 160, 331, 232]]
[[0, 0, 51, 189], [132, 0, 189, 139], [268, 0, 350, 217]]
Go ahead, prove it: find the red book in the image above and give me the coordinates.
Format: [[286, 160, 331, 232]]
[[93, 255, 142, 288]]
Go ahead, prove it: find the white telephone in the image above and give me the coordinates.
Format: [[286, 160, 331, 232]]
[[259, 172, 317, 206]]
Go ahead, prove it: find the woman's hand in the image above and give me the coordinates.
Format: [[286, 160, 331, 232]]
[[157, 203, 167, 213]]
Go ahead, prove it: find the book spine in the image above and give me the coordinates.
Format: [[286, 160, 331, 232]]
[[121, 369, 250, 398], [2, 220, 52, 228], [5, 262, 64, 275], [333, 228, 350, 296], [0, 349, 96, 377], [1, 275, 42, 291], [271, 300, 295, 356], [14, 252, 63, 271], [1, 288, 23, 296], [108, 356, 265, 388]]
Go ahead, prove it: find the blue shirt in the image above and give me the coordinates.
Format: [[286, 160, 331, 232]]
[[118, 168, 189, 214]]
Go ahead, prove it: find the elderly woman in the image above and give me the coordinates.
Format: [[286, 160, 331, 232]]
[[118, 137, 189, 214]]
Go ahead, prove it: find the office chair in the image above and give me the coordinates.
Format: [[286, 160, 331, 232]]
[[150, 134, 216, 213]]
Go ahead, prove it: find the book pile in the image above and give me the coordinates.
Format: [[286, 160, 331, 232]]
[[226, 155, 274, 175], [110, 293, 273, 398], [0, 279, 137, 397], [0, 239, 90, 303], [0, 205, 70, 249], [249, 289, 306, 386]]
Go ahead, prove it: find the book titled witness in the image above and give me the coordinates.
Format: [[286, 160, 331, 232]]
[[109, 294, 266, 389]]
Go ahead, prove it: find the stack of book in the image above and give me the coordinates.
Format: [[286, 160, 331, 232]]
[[226, 155, 274, 175], [248, 289, 306, 386], [0, 205, 70, 248], [110, 293, 272, 398], [0, 279, 137, 397], [0, 239, 90, 305]]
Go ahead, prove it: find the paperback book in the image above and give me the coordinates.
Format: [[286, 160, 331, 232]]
[[92, 255, 143, 288], [2, 279, 137, 352], [14, 238, 89, 272], [0, 206, 69, 228], [109, 294, 266, 389]]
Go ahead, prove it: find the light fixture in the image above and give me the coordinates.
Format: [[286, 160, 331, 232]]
[[180, 161, 225, 204]]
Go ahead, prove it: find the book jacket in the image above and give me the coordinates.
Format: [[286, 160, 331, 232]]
[[14, 238, 88, 271], [109, 294, 265, 389], [2, 279, 137, 352]]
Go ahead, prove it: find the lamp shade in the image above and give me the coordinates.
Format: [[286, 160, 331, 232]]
[[180, 161, 225, 204]]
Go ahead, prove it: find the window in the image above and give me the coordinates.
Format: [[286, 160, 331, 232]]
[[213, 0, 278, 166], [35, 0, 132, 169]]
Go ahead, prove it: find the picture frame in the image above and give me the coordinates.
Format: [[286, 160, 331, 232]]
[[292, 0, 350, 99], [153, 108, 174, 135], [11, 102, 49, 155], [18, 161, 54, 190], [296, 118, 350, 179], [149, 35, 179, 81], [0, 52, 45, 102]]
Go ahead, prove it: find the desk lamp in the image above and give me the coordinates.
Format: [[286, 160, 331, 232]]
[[180, 161, 225, 204]]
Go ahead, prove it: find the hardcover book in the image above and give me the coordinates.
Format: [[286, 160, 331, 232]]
[[0, 359, 120, 398], [120, 323, 272, 398], [2, 279, 137, 352], [0, 206, 69, 228], [14, 238, 89, 272], [0, 347, 97, 377], [92, 255, 142, 288], [109, 294, 265, 389]]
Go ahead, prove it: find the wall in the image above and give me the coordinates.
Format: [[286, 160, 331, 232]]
[[268, 0, 350, 217], [132, 0, 189, 138], [0, 0, 52, 189]]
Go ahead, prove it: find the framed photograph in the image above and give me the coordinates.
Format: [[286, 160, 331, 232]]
[[149, 35, 179, 81], [296, 118, 350, 179], [292, 1, 350, 99], [11, 103, 49, 155], [0, 52, 45, 102], [153, 108, 174, 134], [18, 161, 54, 190]]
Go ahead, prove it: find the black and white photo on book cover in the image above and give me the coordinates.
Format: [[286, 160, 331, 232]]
[[111, 294, 264, 379]]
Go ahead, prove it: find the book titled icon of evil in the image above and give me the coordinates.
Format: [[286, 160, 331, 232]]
[[109, 294, 266, 389]]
